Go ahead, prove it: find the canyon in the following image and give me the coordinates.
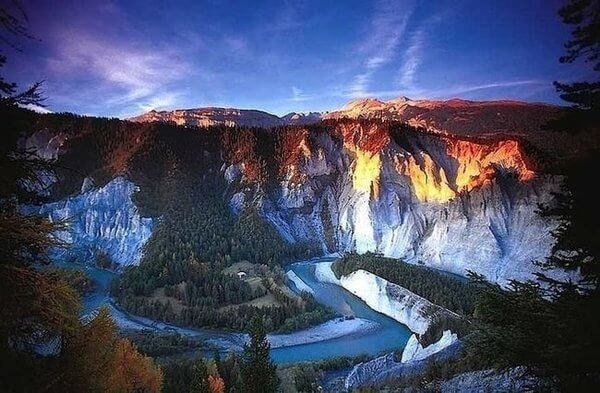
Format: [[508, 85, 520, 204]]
[[23, 97, 575, 382]]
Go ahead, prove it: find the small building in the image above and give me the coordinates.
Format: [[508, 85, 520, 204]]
[[237, 271, 247, 279]]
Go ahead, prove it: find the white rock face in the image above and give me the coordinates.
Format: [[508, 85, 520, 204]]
[[337, 269, 452, 334], [227, 126, 568, 285], [345, 353, 398, 391], [27, 177, 153, 266], [22, 128, 66, 160], [401, 330, 458, 363]]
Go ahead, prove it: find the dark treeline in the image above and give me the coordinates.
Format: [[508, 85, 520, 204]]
[[162, 317, 278, 393], [45, 267, 96, 295]]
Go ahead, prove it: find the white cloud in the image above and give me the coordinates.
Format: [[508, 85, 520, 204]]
[[290, 86, 312, 102], [397, 13, 446, 91], [20, 104, 53, 114], [345, 0, 415, 97], [397, 28, 425, 89], [46, 31, 192, 114], [340, 79, 548, 100]]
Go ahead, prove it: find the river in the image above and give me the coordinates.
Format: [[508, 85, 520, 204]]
[[63, 256, 412, 364]]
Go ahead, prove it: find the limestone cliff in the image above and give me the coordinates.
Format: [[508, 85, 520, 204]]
[[336, 269, 453, 334], [27, 177, 153, 267], [225, 121, 566, 284]]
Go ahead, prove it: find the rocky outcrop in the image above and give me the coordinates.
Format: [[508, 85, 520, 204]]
[[336, 269, 454, 334], [401, 330, 458, 363], [21, 128, 66, 160], [26, 177, 153, 267], [344, 338, 462, 390], [440, 366, 557, 393], [345, 353, 399, 391], [226, 122, 567, 285]]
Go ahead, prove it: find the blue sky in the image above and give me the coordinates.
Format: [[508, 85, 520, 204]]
[[3, 0, 595, 117]]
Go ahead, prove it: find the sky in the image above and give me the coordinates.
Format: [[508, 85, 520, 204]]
[[2, 0, 595, 118]]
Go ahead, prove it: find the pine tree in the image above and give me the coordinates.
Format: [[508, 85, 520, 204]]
[[554, 0, 600, 110], [220, 353, 243, 393], [191, 357, 210, 393], [463, 6, 600, 388], [241, 317, 278, 393]]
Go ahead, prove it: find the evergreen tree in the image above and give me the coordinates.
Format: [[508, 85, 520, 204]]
[[463, 7, 600, 387], [554, 0, 600, 110], [220, 353, 243, 393], [241, 317, 278, 393], [191, 357, 210, 393], [0, 4, 163, 392]]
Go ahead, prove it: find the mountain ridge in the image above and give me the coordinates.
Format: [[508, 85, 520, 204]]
[[129, 97, 564, 139]]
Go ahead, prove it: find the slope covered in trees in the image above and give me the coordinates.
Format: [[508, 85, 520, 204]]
[[0, 103, 162, 392], [6, 102, 327, 332]]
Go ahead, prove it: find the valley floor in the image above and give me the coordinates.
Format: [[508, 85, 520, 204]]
[[78, 257, 411, 363]]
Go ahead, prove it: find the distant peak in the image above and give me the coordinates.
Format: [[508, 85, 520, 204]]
[[388, 96, 412, 103]]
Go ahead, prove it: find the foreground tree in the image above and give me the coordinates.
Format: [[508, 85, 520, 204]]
[[106, 338, 163, 392], [463, 3, 600, 390], [554, 0, 600, 110], [191, 357, 210, 393], [241, 317, 278, 393], [0, 3, 162, 391]]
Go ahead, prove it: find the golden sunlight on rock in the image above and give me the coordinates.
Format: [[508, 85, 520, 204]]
[[395, 138, 535, 203], [353, 149, 381, 197], [448, 139, 535, 192], [396, 154, 456, 203]]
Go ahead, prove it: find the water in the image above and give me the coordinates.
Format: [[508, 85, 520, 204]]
[[271, 258, 412, 363], [59, 257, 412, 364]]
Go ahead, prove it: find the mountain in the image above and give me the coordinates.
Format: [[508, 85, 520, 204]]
[[323, 97, 564, 138], [25, 102, 580, 285], [280, 112, 324, 125], [129, 107, 325, 128], [129, 97, 564, 147], [129, 107, 284, 128]]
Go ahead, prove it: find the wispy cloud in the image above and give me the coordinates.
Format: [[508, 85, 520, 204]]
[[397, 13, 445, 91], [337, 79, 548, 100], [397, 28, 425, 89], [438, 80, 548, 96], [346, 0, 415, 97], [289, 86, 312, 102], [46, 30, 192, 115]]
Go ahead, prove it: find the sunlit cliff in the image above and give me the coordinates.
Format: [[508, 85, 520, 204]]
[[223, 120, 560, 285]]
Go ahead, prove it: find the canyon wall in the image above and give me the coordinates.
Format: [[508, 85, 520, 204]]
[[225, 122, 565, 284], [27, 177, 153, 267], [333, 269, 453, 334]]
